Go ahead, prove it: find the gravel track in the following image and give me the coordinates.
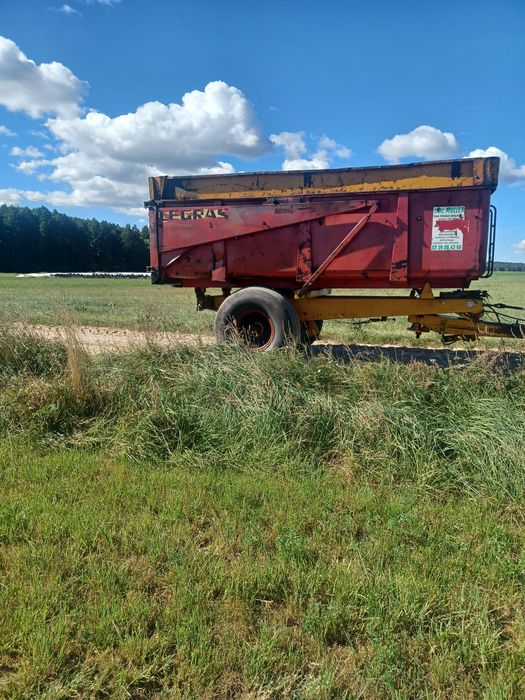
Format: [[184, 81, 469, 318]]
[[20, 323, 525, 370], [24, 324, 213, 354]]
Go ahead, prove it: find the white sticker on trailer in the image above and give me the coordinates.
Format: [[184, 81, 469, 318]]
[[431, 206, 465, 251]]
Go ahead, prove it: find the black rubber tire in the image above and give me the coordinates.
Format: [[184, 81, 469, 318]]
[[300, 320, 324, 346], [214, 287, 301, 351]]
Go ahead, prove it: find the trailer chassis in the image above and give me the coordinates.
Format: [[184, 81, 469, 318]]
[[196, 284, 525, 346]]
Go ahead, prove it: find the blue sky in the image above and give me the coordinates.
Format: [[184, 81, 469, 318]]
[[0, 0, 524, 259]]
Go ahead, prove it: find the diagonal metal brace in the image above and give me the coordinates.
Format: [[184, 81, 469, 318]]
[[297, 201, 379, 296]]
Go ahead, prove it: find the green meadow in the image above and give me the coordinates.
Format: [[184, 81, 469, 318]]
[[1, 273, 525, 697]]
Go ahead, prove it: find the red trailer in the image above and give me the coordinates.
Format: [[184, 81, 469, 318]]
[[147, 157, 525, 349]]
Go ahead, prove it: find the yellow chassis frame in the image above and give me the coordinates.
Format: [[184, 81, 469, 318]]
[[204, 283, 523, 341]]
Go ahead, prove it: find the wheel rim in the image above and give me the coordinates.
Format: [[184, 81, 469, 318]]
[[233, 308, 276, 349]]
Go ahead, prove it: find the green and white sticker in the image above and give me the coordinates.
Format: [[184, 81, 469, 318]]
[[431, 206, 465, 251]]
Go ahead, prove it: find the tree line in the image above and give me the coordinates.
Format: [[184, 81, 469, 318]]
[[493, 261, 525, 272], [0, 205, 149, 273]]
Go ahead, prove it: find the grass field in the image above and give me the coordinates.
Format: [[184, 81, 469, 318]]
[[1, 275, 525, 697], [1, 272, 525, 347]]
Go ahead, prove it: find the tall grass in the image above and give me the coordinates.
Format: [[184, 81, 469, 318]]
[[0, 321, 66, 379], [1, 329, 525, 697], [1, 330, 523, 502]]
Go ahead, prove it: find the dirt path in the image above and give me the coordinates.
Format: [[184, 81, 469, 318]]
[[19, 322, 525, 370], [24, 324, 213, 354]]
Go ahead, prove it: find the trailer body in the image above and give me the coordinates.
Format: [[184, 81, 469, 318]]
[[147, 157, 499, 291], [145, 157, 525, 350]]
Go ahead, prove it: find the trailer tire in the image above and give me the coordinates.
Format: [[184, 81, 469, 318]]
[[215, 287, 301, 350]]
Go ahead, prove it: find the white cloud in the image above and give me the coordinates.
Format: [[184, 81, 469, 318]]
[[0, 124, 16, 137], [513, 240, 525, 255], [0, 188, 23, 204], [13, 80, 268, 214], [14, 159, 51, 175], [317, 135, 351, 157], [11, 146, 44, 158], [0, 38, 355, 216], [318, 135, 337, 150], [0, 35, 87, 118], [270, 131, 306, 160], [85, 0, 121, 5], [52, 4, 81, 15], [270, 131, 351, 171], [467, 146, 525, 185], [0, 188, 48, 205], [281, 153, 331, 170], [378, 125, 460, 163]]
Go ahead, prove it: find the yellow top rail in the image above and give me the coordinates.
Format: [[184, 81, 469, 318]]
[[148, 157, 500, 202]]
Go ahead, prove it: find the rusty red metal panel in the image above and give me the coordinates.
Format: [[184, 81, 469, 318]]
[[390, 194, 409, 283], [211, 241, 226, 283], [148, 208, 160, 273], [296, 221, 312, 282], [298, 202, 378, 295], [150, 177, 496, 290]]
